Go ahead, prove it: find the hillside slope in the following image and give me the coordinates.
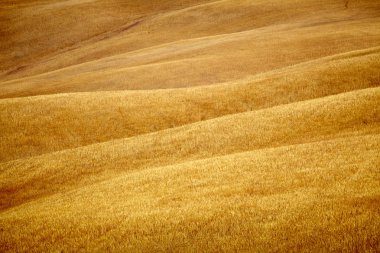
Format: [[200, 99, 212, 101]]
[[1, 16, 380, 96], [1, 86, 379, 211], [1, 0, 379, 252], [1, 134, 379, 252], [1, 47, 379, 162], [0, 0, 212, 76], [1, 0, 380, 86]]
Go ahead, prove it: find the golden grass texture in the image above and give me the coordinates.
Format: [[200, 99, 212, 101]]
[[1, 0, 380, 252], [1, 86, 379, 212], [2, 16, 380, 95], [0, 0, 212, 75], [1, 134, 379, 252], [1, 0, 380, 83], [1, 47, 379, 162]]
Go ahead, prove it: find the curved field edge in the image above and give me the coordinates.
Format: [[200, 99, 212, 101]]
[[1, 16, 380, 96], [1, 134, 379, 252], [1, 86, 379, 211], [2, 0, 379, 82], [1, 47, 379, 162]]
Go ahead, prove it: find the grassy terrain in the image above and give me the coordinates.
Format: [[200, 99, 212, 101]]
[[0, 0, 379, 252], [1, 47, 379, 162], [1, 135, 379, 252]]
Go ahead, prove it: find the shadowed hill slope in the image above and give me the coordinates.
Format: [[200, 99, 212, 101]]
[[1, 16, 380, 96], [1, 0, 380, 84], [1, 47, 379, 162], [1, 0, 380, 251], [1, 134, 379, 252], [0, 0, 212, 76], [1, 86, 379, 211]]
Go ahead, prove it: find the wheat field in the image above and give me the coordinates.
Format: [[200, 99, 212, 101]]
[[0, 0, 380, 252]]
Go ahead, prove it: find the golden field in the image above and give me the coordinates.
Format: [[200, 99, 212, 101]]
[[0, 0, 379, 252]]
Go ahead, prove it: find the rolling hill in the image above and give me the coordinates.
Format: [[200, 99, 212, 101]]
[[0, 0, 379, 252]]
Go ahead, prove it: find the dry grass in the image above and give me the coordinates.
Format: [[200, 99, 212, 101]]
[[2, 16, 380, 96], [1, 135, 379, 252], [1, 47, 379, 162], [0, 0, 379, 252], [0, 0, 212, 75]]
